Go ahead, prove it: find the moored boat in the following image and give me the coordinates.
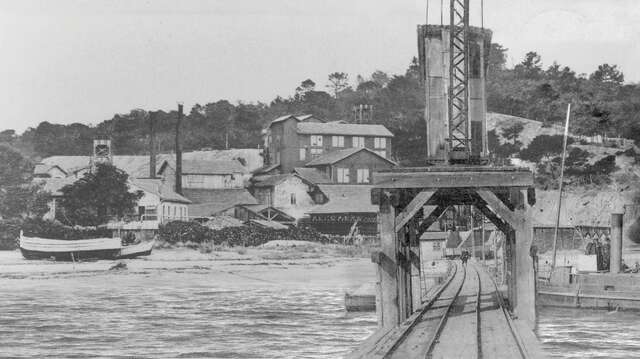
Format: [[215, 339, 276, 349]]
[[19, 233, 122, 261]]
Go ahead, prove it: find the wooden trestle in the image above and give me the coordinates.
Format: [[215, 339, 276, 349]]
[[370, 165, 537, 330]]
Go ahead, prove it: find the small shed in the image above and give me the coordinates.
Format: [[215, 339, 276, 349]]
[[420, 231, 448, 261]]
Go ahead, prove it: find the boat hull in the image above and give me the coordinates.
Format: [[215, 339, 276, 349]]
[[19, 235, 122, 261], [118, 240, 154, 259], [19, 247, 121, 261]]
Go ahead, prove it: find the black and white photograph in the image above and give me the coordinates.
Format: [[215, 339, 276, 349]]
[[1, 1, 639, 358]]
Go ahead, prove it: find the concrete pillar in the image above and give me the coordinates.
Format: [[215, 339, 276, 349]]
[[611, 213, 623, 274]]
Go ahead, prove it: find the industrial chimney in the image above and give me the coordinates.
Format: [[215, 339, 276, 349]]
[[149, 111, 157, 178], [175, 103, 183, 195]]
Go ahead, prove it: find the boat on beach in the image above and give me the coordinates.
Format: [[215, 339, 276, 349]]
[[18, 232, 155, 261]]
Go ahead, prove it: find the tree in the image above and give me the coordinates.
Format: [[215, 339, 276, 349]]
[[590, 64, 624, 84], [0, 184, 50, 219], [371, 70, 390, 88], [500, 123, 524, 144], [514, 52, 543, 79], [57, 163, 143, 226], [519, 135, 572, 162], [0, 144, 33, 186], [295, 79, 316, 98], [327, 72, 350, 98], [0, 129, 16, 143]]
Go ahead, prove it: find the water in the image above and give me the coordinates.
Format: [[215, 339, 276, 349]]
[[0, 268, 377, 359], [4, 264, 640, 358], [538, 307, 640, 358]]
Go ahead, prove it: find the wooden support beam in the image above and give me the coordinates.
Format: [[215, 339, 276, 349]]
[[477, 189, 521, 229], [374, 170, 533, 189], [476, 204, 510, 234], [395, 190, 436, 232], [376, 198, 400, 329], [418, 205, 447, 234]]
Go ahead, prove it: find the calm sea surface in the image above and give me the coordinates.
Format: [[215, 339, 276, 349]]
[[538, 306, 640, 358], [3, 267, 640, 358], [0, 269, 377, 359]]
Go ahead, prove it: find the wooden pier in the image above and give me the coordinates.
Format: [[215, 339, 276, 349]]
[[348, 260, 546, 358]]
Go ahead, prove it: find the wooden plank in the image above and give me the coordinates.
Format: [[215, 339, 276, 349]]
[[418, 205, 447, 234], [476, 204, 510, 234], [395, 190, 436, 232], [374, 171, 533, 189], [378, 199, 400, 329], [476, 190, 521, 229]]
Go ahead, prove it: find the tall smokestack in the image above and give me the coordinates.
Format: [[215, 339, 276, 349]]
[[149, 111, 156, 178], [175, 103, 183, 195]]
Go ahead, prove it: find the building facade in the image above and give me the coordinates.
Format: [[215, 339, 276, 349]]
[[263, 114, 394, 174]]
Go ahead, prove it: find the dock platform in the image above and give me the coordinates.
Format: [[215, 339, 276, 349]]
[[347, 260, 547, 358]]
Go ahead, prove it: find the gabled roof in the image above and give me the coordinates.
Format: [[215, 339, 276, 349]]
[[308, 185, 377, 214], [34, 163, 67, 177], [270, 114, 323, 126], [296, 122, 393, 137], [182, 159, 247, 175], [305, 147, 396, 166], [293, 167, 332, 184], [237, 204, 296, 222], [41, 155, 174, 178], [184, 188, 258, 217], [420, 231, 448, 241], [130, 178, 191, 204], [251, 173, 306, 188], [253, 163, 281, 175], [36, 177, 78, 196]]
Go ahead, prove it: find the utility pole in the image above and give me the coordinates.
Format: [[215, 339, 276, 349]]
[[175, 103, 183, 195], [551, 104, 572, 270], [481, 215, 486, 265]]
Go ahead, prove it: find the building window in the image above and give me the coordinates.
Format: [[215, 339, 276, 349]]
[[310, 148, 323, 157], [337, 168, 350, 183], [352, 136, 365, 148], [290, 193, 296, 205], [356, 168, 370, 183], [299, 148, 306, 161], [375, 150, 386, 158], [332, 136, 344, 147], [433, 241, 441, 251], [374, 137, 386, 149], [310, 135, 323, 147]]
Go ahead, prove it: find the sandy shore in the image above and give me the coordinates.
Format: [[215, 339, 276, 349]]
[[0, 242, 377, 291]]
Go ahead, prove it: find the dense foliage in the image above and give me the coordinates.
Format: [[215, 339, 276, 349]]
[[57, 163, 143, 226], [20, 218, 111, 240], [159, 220, 334, 246], [0, 144, 50, 220]]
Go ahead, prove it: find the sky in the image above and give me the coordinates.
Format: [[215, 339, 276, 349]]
[[0, 0, 638, 133]]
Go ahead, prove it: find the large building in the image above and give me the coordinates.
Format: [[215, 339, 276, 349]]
[[262, 114, 394, 175]]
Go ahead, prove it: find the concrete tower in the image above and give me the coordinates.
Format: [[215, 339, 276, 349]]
[[418, 24, 492, 164]]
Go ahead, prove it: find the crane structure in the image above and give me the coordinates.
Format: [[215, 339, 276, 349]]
[[448, 0, 471, 162]]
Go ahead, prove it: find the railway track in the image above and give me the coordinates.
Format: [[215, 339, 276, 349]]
[[381, 260, 529, 359]]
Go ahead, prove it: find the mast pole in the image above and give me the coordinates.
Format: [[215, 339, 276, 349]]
[[551, 104, 571, 270]]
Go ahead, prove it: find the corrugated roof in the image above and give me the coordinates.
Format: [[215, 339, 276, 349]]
[[308, 185, 377, 214], [184, 188, 258, 217], [293, 167, 332, 184], [252, 174, 301, 187], [182, 149, 262, 172], [130, 178, 191, 204], [304, 147, 395, 166], [296, 122, 393, 137], [182, 159, 247, 175]]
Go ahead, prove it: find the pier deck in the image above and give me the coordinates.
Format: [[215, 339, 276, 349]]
[[347, 260, 547, 359]]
